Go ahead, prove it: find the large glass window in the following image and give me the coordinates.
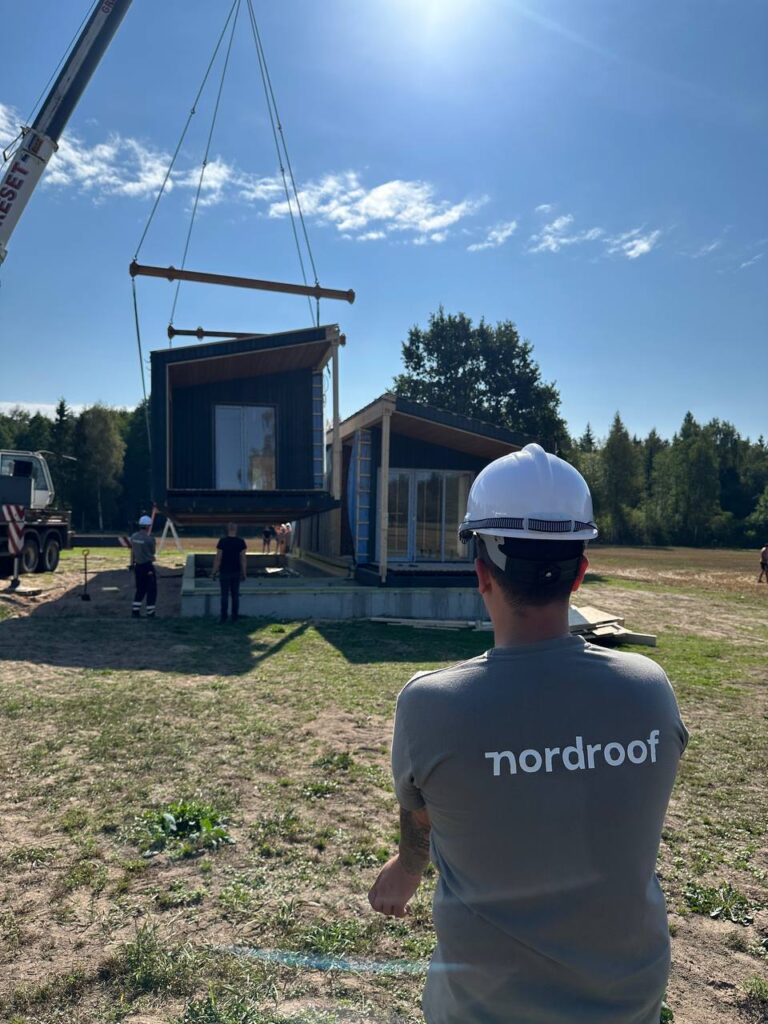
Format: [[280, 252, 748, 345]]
[[215, 405, 276, 490], [385, 468, 473, 562]]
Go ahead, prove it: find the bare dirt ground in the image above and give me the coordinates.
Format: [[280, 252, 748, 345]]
[[0, 545, 766, 1023]]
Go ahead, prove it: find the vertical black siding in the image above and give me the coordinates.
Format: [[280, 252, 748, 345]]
[[150, 361, 167, 504], [169, 369, 314, 489]]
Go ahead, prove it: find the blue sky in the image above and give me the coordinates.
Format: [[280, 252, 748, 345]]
[[0, 0, 766, 443]]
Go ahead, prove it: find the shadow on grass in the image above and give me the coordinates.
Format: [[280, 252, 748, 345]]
[[0, 615, 262, 676], [0, 616, 491, 674], [316, 620, 490, 664], [583, 571, 612, 584], [250, 621, 310, 665]]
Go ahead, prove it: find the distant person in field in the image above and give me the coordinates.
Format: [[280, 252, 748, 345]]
[[212, 522, 247, 623], [759, 544, 768, 583], [130, 514, 157, 619], [369, 444, 688, 1024]]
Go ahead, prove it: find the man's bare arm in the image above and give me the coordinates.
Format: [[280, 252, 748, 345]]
[[368, 806, 431, 917], [398, 806, 432, 876]]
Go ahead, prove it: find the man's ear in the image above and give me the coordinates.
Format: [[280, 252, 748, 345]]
[[475, 557, 493, 596], [571, 555, 589, 593]]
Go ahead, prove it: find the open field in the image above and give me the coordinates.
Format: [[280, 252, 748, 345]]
[[0, 546, 766, 1023]]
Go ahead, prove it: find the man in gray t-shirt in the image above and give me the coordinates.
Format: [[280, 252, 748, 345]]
[[369, 445, 688, 1024]]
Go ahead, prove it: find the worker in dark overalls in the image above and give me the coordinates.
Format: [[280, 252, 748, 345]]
[[130, 514, 157, 618]]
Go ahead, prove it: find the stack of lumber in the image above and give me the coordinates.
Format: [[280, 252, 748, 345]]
[[567, 604, 656, 647], [370, 604, 656, 647]]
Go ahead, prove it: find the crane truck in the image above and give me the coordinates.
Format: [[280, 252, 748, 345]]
[[1, 3, 133, 576], [0, 451, 73, 573], [0, 0, 133, 266]]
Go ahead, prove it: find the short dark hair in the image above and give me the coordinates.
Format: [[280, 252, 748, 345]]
[[475, 536, 585, 608]]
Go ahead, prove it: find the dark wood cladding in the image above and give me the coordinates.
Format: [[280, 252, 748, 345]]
[[170, 370, 313, 490], [386, 432, 490, 472], [150, 325, 336, 506]]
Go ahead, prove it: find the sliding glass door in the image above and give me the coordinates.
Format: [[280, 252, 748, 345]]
[[387, 471, 411, 560], [385, 468, 473, 562], [415, 471, 443, 560]]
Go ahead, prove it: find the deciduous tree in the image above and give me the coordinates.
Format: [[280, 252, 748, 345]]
[[393, 308, 568, 447]]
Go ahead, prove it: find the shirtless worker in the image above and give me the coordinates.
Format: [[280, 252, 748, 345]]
[[758, 543, 768, 583], [369, 443, 688, 1024]]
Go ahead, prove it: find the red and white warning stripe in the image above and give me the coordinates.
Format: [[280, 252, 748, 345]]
[[2, 504, 25, 556], [118, 535, 131, 548]]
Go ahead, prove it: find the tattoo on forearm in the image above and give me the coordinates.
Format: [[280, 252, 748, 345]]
[[399, 808, 431, 875]]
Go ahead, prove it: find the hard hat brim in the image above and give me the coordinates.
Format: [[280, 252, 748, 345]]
[[460, 518, 598, 543]]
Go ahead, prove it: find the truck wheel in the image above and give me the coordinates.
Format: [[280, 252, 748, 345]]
[[20, 535, 40, 574], [38, 535, 61, 573]]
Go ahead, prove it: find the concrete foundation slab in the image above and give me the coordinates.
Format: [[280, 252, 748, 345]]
[[182, 553, 487, 620]]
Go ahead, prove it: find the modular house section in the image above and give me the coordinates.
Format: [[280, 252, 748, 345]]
[[298, 393, 528, 585], [150, 324, 344, 525]]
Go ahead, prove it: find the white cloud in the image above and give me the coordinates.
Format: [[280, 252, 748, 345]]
[[0, 102, 485, 245], [528, 213, 604, 253], [263, 172, 487, 243], [535, 203, 553, 214], [606, 227, 661, 259], [691, 240, 721, 258], [528, 210, 662, 260], [468, 219, 518, 252], [739, 252, 764, 270], [266, 173, 485, 246], [1, 102, 20, 150]]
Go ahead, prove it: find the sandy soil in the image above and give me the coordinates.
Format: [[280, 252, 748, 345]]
[[1, 547, 767, 1023]]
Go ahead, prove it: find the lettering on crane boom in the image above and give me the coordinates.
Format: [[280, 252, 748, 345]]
[[101, 0, 116, 12], [0, 161, 31, 225]]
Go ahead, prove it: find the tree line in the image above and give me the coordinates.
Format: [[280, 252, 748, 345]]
[[2, 309, 766, 545], [393, 309, 768, 548], [571, 413, 768, 547], [0, 400, 150, 532]]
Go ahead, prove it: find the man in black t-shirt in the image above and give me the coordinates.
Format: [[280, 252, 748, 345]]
[[212, 523, 247, 623]]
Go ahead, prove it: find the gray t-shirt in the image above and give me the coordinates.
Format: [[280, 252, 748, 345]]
[[392, 634, 688, 1024], [130, 531, 156, 565]]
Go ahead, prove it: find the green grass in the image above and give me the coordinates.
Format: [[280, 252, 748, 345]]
[[133, 799, 234, 858], [744, 975, 768, 1007], [0, 560, 766, 1022]]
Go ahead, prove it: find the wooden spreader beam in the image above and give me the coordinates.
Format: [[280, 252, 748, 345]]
[[129, 260, 355, 304]]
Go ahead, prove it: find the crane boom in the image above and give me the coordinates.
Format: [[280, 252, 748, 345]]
[[0, 0, 133, 266]]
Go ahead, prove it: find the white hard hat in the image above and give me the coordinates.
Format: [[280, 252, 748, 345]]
[[459, 443, 598, 543], [138, 515, 152, 527]]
